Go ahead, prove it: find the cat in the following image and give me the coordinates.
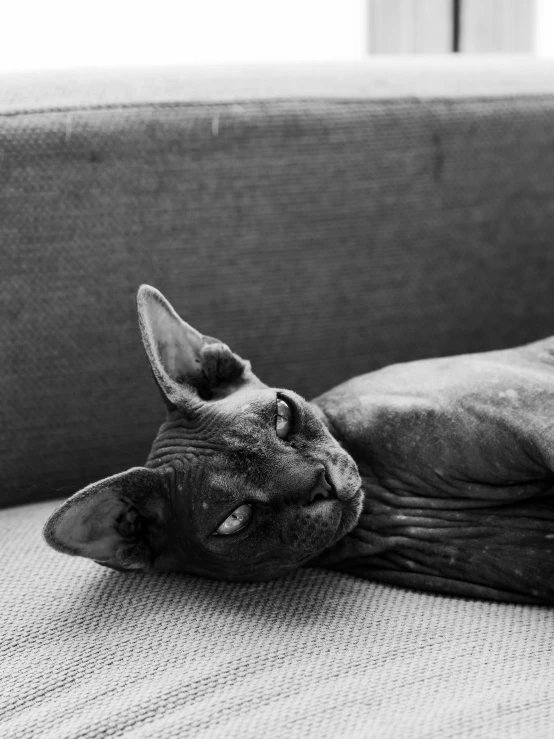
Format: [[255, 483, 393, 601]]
[[44, 285, 554, 605]]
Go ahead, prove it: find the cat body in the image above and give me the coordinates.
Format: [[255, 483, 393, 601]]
[[44, 287, 554, 605], [311, 342, 554, 604]]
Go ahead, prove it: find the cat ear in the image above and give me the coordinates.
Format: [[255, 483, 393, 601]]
[[43, 467, 167, 571], [137, 284, 253, 407]]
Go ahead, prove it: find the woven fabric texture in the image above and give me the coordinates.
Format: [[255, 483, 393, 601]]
[[3, 94, 554, 507], [2, 499, 553, 739]]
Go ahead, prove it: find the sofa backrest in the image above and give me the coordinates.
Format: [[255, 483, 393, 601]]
[[2, 60, 554, 507]]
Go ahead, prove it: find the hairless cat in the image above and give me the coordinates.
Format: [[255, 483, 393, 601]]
[[44, 286, 554, 605]]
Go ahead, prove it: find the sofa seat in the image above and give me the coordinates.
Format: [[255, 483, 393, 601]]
[[4, 58, 554, 738], [2, 499, 553, 739]]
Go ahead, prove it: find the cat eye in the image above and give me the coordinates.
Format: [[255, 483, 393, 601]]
[[275, 398, 293, 439], [215, 504, 252, 536]]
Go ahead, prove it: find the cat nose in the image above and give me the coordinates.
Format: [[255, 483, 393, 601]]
[[301, 468, 335, 506]]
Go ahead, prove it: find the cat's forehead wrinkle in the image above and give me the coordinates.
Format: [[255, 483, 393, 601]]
[[146, 416, 232, 468], [159, 456, 206, 496]]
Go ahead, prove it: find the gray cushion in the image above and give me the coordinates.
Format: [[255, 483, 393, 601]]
[[3, 63, 554, 508], [3, 57, 554, 111], [2, 499, 553, 738]]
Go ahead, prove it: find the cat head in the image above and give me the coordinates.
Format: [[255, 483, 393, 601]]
[[43, 286, 363, 581]]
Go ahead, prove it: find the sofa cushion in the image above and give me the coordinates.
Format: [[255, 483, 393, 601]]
[[3, 58, 554, 111], [3, 63, 554, 509], [2, 499, 553, 738]]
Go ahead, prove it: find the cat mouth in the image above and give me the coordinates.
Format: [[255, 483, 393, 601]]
[[305, 469, 335, 505]]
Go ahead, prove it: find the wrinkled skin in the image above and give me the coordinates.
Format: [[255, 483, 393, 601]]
[[44, 286, 554, 604], [311, 338, 554, 605], [139, 385, 362, 581], [43, 286, 362, 582]]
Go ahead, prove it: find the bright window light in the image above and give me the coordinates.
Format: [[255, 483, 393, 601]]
[[0, 0, 367, 72], [536, 0, 554, 57]]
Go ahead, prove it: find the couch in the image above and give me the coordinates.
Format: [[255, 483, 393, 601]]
[[2, 57, 554, 738]]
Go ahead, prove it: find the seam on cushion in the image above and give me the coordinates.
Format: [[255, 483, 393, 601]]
[[1, 93, 554, 119]]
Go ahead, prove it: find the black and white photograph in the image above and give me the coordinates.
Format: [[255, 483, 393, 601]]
[[2, 1, 554, 737]]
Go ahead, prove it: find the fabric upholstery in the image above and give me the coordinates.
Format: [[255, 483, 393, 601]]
[[3, 63, 554, 739], [2, 64, 554, 508], [2, 57, 554, 112], [2, 499, 554, 739]]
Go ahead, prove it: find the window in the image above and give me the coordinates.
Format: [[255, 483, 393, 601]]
[[0, 0, 549, 74]]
